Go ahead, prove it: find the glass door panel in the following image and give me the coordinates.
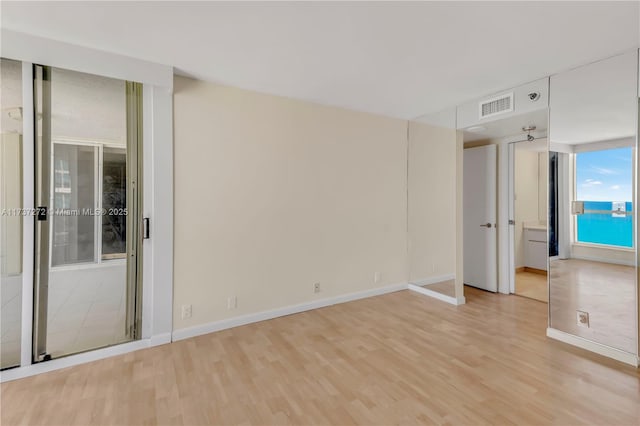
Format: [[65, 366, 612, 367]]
[[33, 65, 142, 361], [548, 51, 638, 355], [102, 147, 127, 260], [0, 58, 24, 369]]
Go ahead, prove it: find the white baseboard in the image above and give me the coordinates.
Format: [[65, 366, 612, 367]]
[[409, 274, 455, 286], [546, 327, 639, 367], [570, 255, 635, 267], [407, 283, 464, 306], [149, 332, 172, 346], [407, 274, 464, 306], [0, 334, 170, 383], [172, 282, 408, 342]]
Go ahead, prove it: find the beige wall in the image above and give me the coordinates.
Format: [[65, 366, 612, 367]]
[[538, 151, 547, 222], [173, 76, 409, 330], [407, 121, 458, 282], [514, 149, 541, 268]]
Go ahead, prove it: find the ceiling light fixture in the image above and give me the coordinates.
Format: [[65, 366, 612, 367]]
[[522, 125, 536, 142]]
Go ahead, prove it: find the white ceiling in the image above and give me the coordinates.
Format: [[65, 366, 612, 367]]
[[549, 50, 638, 145], [1, 1, 639, 119]]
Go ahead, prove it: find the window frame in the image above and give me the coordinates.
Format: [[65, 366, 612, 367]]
[[571, 146, 636, 250], [49, 138, 127, 270]]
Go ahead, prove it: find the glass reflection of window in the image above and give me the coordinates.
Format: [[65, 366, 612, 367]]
[[51, 143, 127, 266], [54, 158, 71, 209], [102, 148, 127, 259], [51, 144, 96, 266], [575, 146, 634, 248]]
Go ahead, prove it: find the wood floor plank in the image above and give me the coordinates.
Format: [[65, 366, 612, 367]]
[[2, 287, 639, 425]]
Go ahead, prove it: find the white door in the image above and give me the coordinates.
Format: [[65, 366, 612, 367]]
[[464, 145, 498, 292]]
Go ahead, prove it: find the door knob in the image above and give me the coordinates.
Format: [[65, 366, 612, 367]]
[[480, 223, 492, 228]]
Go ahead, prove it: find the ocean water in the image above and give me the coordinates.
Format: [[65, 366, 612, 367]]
[[576, 201, 633, 248]]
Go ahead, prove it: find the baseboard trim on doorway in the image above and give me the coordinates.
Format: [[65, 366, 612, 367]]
[[546, 327, 638, 367]]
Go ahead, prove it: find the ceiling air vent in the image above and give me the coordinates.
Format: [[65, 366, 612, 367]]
[[479, 92, 514, 119]]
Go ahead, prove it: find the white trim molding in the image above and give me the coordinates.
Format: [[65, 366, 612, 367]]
[[2, 33, 174, 377], [172, 282, 408, 342], [570, 255, 635, 267], [1, 30, 173, 88], [407, 274, 465, 305], [408, 284, 465, 306], [546, 327, 639, 367]]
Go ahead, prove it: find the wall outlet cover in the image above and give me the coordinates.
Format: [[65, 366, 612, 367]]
[[227, 296, 237, 309], [181, 304, 192, 320], [576, 310, 589, 328]]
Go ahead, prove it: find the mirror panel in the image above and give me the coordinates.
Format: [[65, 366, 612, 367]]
[[407, 108, 460, 300], [1, 58, 24, 369], [548, 51, 638, 354]]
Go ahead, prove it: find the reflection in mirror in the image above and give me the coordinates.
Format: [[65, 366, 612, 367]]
[[407, 108, 459, 301], [548, 51, 638, 354], [513, 138, 548, 303], [0, 58, 23, 369]]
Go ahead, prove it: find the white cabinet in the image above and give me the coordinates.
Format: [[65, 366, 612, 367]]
[[524, 228, 547, 271]]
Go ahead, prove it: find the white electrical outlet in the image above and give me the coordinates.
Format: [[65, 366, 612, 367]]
[[227, 296, 237, 310], [373, 272, 380, 284], [313, 282, 321, 293], [181, 304, 192, 320], [576, 310, 589, 328]]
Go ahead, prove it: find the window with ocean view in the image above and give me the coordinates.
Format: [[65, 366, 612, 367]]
[[575, 146, 633, 248]]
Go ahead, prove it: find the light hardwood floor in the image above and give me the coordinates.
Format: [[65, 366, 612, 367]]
[[550, 258, 637, 354], [2, 287, 640, 425], [421, 279, 455, 298], [515, 270, 548, 303]]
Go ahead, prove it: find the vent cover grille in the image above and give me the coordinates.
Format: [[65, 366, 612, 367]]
[[479, 93, 514, 119]]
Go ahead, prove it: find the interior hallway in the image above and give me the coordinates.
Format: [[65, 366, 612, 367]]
[[2, 287, 639, 425]]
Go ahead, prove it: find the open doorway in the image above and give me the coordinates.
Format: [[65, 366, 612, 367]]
[[461, 106, 548, 298], [511, 138, 548, 302]]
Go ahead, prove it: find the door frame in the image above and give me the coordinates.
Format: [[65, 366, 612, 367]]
[[497, 129, 549, 296], [31, 67, 144, 362], [1, 30, 174, 381], [505, 139, 548, 295], [463, 143, 498, 292]]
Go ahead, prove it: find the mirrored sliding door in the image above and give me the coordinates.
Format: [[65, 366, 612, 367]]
[[33, 65, 143, 361], [548, 51, 638, 355], [0, 58, 24, 369]]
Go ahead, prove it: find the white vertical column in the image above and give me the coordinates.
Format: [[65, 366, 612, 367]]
[[150, 86, 173, 342], [140, 85, 154, 339], [140, 84, 174, 344], [498, 141, 512, 294]]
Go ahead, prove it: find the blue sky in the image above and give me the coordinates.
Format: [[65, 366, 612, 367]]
[[576, 147, 633, 202]]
